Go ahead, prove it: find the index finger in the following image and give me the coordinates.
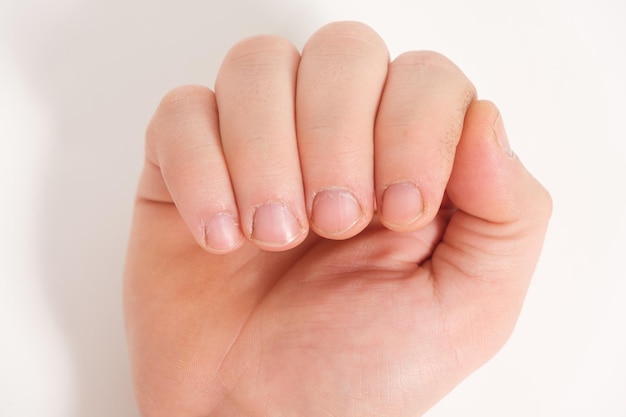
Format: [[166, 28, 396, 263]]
[[374, 51, 476, 231]]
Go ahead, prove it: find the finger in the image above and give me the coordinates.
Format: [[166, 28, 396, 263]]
[[215, 35, 308, 251], [139, 85, 244, 253], [374, 51, 476, 232], [296, 21, 389, 239], [430, 100, 552, 355]]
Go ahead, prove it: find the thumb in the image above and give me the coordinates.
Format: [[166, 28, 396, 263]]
[[431, 100, 552, 360]]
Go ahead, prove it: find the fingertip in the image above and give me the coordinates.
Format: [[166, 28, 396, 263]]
[[310, 188, 370, 240], [249, 202, 309, 252], [379, 181, 425, 232], [201, 213, 245, 254]]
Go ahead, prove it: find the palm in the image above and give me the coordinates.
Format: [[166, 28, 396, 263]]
[[125, 198, 519, 416]]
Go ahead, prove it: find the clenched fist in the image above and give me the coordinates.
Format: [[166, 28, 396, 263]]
[[124, 21, 551, 417]]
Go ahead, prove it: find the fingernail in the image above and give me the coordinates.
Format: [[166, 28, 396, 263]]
[[312, 188, 362, 237], [251, 202, 303, 247], [203, 214, 243, 253], [495, 112, 514, 157], [382, 181, 424, 229]]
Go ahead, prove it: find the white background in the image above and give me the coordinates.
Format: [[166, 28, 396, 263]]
[[1, 0, 624, 416]]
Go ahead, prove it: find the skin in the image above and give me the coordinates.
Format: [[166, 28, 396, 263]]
[[124, 21, 552, 417]]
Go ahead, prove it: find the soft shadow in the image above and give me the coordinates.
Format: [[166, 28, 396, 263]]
[[4, 1, 318, 415]]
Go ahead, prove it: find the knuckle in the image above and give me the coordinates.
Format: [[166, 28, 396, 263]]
[[158, 84, 214, 108], [305, 21, 389, 61], [394, 50, 454, 69], [393, 50, 476, 97], [314, 20, 381, 41], [154, 85, 215, 121], [221, 34, 298, 70], [145, 85, 215, 161], [216, 36, 300, 101]]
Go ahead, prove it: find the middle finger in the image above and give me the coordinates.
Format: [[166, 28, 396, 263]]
[[296, 22, 389, 240]]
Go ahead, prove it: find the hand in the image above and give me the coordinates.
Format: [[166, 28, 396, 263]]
[[124, 21, 551, 417]]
